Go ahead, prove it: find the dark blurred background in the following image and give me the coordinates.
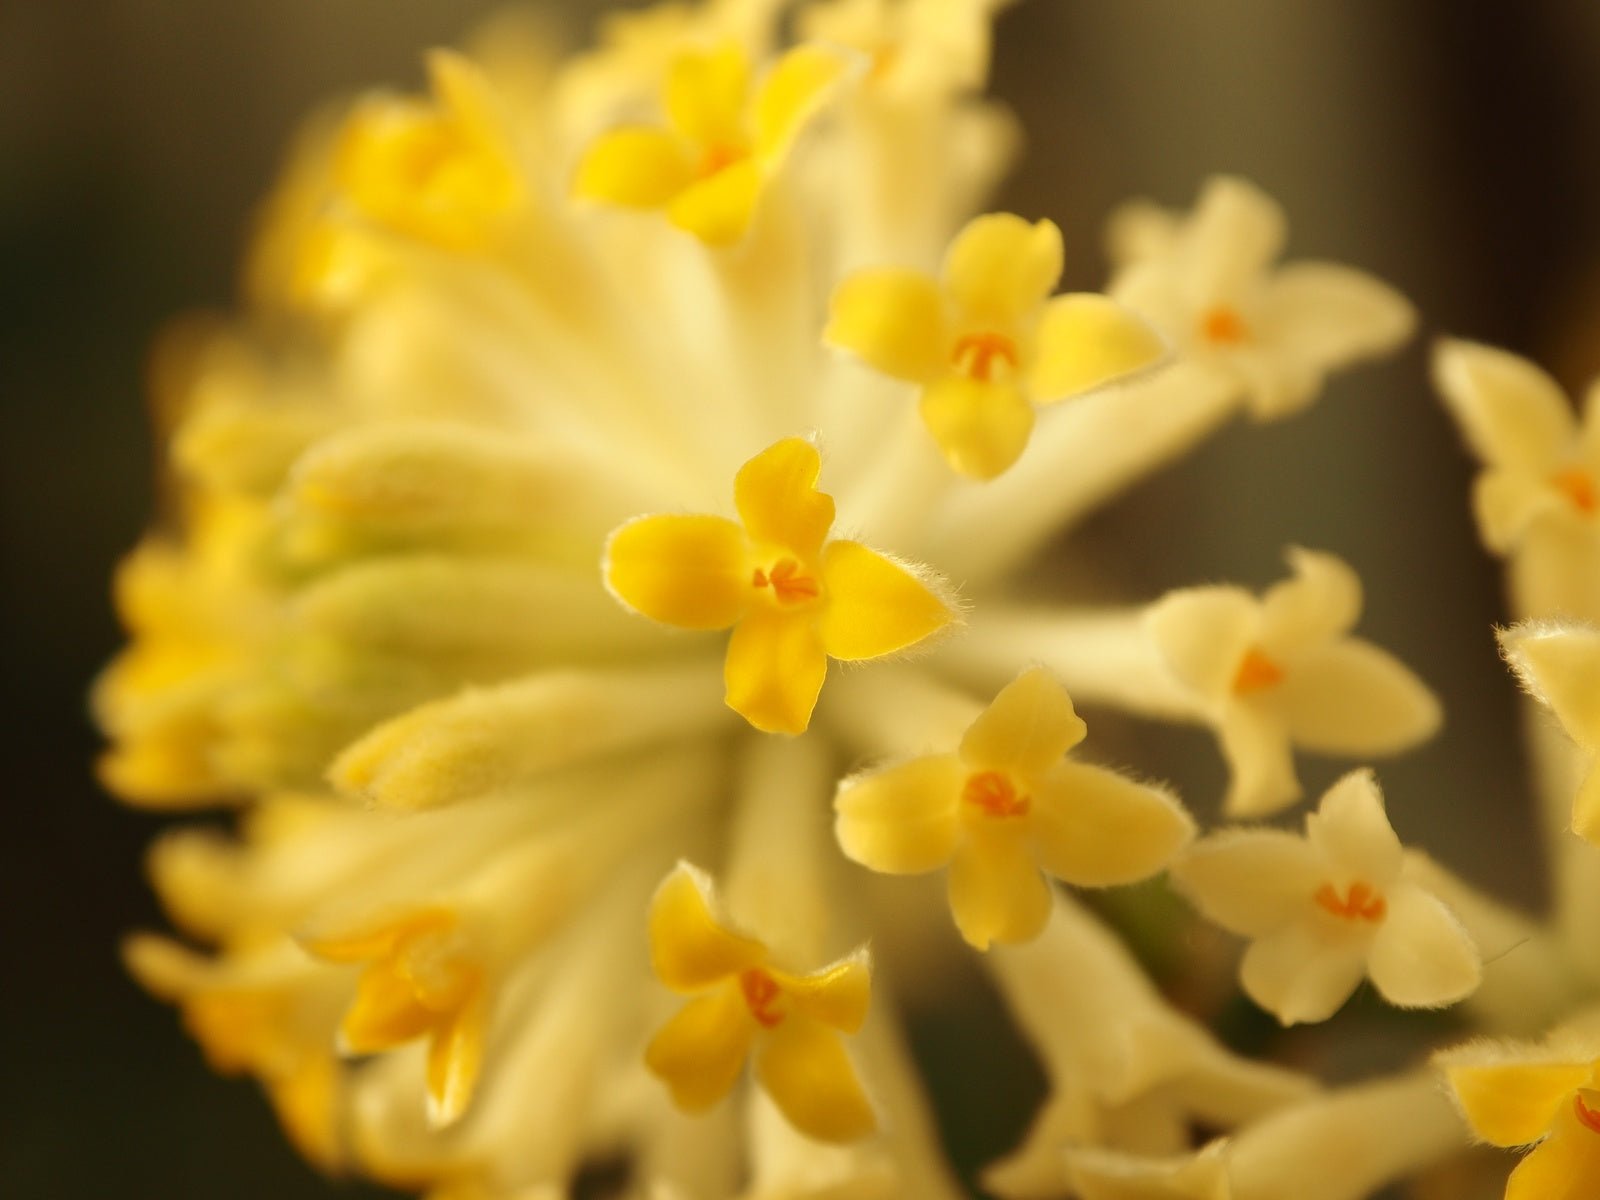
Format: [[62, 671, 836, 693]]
[[5, 2, 1600, 1196]]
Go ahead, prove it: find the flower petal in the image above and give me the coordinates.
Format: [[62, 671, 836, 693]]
[[946, 832, 1052, 950], [753, 43, 847, 160], [959, 666, 1086, 775], [1505, 1101, 1600, 1200], [1028, 762, 1194, 887], [1186, 176, 1286, 299], [1240, 923, 1368, 1026], [918, 374, 1035, 480], [755, 1014, 876, 1142], [781, 950, 872, 1034], [1366, 882, 1481, 1009], [942, 213, 1063, 327], [1433, 338, 1576, 472], [735, 437, 835, 561], [1218, 702, 1300, 817], [664, 42, 750, 148], [834, 754, 964, 874], [1169, 829, 1321, 936], [668, 158, 764, 245], [725, 608, 828, 735], [1026, 293, 1167, 403], [573, 126, 695, 208], [1305, 769, 1403, 883], [1263, 262, 1415, 371], [1473, 469, 1560, 554], [1279, 640, 1442, 755], [426, 989, 486, 1126], [1145, 585, 1260, 701], [1258, 547, 1362, 651], [1500, 623, 1600, 752], [649, 863, 766, 993], [824, 268, 947, 384], [605, 513, 749, 629], [1443, 1049, 1592, 1147], [645, 987, 757, 1112], [817, 539, 955, 661]]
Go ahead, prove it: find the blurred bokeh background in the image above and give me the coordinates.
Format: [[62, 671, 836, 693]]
[[5, 1, 1600, 1196]]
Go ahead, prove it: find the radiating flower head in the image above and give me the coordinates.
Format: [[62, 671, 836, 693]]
[[1145, 547, 1441, 816], [1172, 769, 1481, 1025]]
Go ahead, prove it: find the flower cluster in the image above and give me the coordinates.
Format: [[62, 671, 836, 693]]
[[101, 2, 1590, 1199]]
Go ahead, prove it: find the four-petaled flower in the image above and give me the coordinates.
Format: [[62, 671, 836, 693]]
[[1107, 175, 1415, 419], [1171, 770, 1481, 1026], [825, 212, 1167, 479], [1499, 621, 1600, 847], [304, 907, 488, 1126], [1145, 547, 1441, 816], [834, 667, 1194, 949], [604, 437, 958, 734], [1440, 1015, 1600, 1200], [644, 863, 876, 1143], [574, 39, 847, 245]]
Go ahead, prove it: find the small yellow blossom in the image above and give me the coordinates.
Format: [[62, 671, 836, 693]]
[[825, 212, 1166, 479], [1145, 547, 1441, 816], [1107, 175, 1415, 419], [1499, 621, 1600, 846], [834, 668, 1194, 949], [305, 908, 488, 1126], [1172, 770, 1481, 1026], [644, 863, 876, 1143], [603, 437, 957, 735], [1439, 1014, 1600, 1200], [574, 39, 847, 244]]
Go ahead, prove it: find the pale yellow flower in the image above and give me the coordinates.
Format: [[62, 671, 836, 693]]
[[834, 667, 1193, 949], [1172, 770, 1481, 1026], [1500, 621, 1600, 846], [1145, 547, 1441, 816], [825, 212, 1166, 478]]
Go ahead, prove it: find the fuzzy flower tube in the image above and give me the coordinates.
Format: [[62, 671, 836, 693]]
[[100, 2, 1578, 1198]]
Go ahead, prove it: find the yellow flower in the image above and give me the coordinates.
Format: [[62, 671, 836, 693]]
[[574, 39, 847, 244], [825, 212, 1166, 479], [603, 437, 958, 735], [1440, 1015, 1600, 1200], [644, 863, 876, 1143], [834, 668, 1194, 949], [1499, 622, 1600, 846]]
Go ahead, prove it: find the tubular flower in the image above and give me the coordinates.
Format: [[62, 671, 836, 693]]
[[573, 38, 848, 244], [645, 863, 876, 1143], [1499, 621, 1600, 846], [1171, 770, 1482, 1026], [603, 436, 958, 735], [825, 212, 1167, 478], [1107, 175, 1415, 419], [1144, 547, 1441, 816], [834, 667, 1194, 949], [1439, 1013, 1600, 1200]]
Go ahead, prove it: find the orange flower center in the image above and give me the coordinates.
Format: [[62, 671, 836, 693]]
[[1232, 647, 1285, 694], [1576, 1093, 1600, 1135], [1314, 881, 1387, 923], [962, 770, 1030, 818], [739, 968, 786, 1028], [699, 142, 747, 179], [1552, 467, 1599, 515], [1199, 305, 1250, 345], [751, 557, 820, 604], [951, 332, 1020, 382]]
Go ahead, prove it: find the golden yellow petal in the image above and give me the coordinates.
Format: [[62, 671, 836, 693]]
[[942, 213, 1063, 327], [753, 43, 848, 159], [341, 958, 441, 1053], [426, 990, 487, 1126], [918, 374, 1035, 480], [946, 831, 1053, 950], [664, 41, 751, 149], [1446, 1058, 1592, 1147], [645, 987, 757, 1112], [755, 1015, 877, 1142], [835, 754, 965, 874], [817, 539, 954, 662], [724, 609, 829, 735], [958, 666, 1086, 775], [648, 863, 767, 993], [779, 951, 872, 1035], [667, 158, 764, 245], [824, 267, 948, 384], [1505, 1108, 1600, 1200], [573, 126, 696, 209], [604, 513, 749, 630], [1027, 293, 1167, 403], [734, 438, 835, 560]]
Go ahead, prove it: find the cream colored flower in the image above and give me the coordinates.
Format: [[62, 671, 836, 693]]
[[834, 668, 1193, 949], [1145, 547, 1441, 816], [1171, 770, 1481, 1026], [1108, 175, 1415, 420], [1500, 621, 1600, 846]]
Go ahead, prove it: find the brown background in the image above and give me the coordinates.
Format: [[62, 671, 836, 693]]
[[4, 1, 1600, 1196]]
